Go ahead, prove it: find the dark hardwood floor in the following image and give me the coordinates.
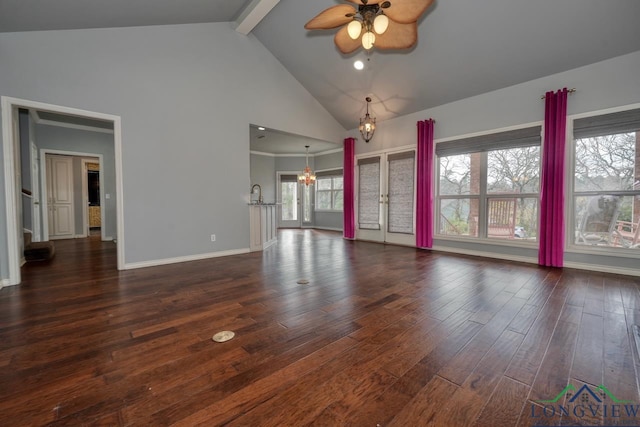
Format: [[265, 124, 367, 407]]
[[1, 230, 640, 426]]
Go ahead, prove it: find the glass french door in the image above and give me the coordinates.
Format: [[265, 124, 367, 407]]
[[278, 174, 300, 228], [356, 150, 416, 245], [277, 174, 314, 228]]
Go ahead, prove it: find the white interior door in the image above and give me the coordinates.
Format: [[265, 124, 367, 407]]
[[278, 174, 301, 228], [46, 154, 75, 239], [356, 150, 416, 245]]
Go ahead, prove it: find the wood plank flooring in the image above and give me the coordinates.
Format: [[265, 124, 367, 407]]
[[1, 230, 640, 426]]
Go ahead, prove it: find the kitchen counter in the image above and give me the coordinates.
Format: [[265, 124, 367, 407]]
[[249, 204, 277, 251]]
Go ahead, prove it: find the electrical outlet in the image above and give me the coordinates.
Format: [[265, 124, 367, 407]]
[[211, 234, 216, 242]]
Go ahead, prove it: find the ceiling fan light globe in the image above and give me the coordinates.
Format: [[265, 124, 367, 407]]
[[373, 14, 389, 35], [362, 31, 375, 50], [347, 20, 362, 40]]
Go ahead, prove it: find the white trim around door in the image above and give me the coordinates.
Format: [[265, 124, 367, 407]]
[[1, 96, 125, 286]]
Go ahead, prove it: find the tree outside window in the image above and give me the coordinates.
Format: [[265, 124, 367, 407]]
[[437, 126, 541, 241]]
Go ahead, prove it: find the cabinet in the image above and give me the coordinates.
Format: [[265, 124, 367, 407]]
[[249, 204, 277, 251]]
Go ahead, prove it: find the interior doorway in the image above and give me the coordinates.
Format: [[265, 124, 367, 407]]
[[1, 96, 124, 286], [39, 151, 104, 241], [84, 160, 102, 237]]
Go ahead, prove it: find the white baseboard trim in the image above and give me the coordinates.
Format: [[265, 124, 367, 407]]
[[563, 261, 640, 277], [20, 257, 26, 267], [313, 227, 343, 232], [263, 239, 277, 250], [1, 278, 15, 288], [103, 236, 114, 242], [431, 246, 640, 277], [123, 248, 251, 270], [74, 234, 87, 239], [431, 245, 538, 265]]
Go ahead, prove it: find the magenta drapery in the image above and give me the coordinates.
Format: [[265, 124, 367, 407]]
[[538, 88, 568, 267], [416, 119, 435, 248], [343, 137, 356, 239]]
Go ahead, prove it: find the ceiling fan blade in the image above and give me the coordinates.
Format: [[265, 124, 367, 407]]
[[334, 26, 361, 54], [384, 0, 434, 24], [344, 0, 381, 5], [374, 20, 417, 50], [305, 5, 357, 30]]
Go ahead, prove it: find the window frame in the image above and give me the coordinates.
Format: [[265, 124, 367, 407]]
[[566, 105, 640, 257], [315, 169, 344, 212], [435, 125, 542, 246]]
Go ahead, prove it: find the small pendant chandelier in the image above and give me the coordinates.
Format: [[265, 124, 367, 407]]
[[359, 97, 376, 143], [298, 145, 316, 186]]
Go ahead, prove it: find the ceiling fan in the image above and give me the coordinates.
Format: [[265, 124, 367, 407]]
[[305, 0, 435, 54]]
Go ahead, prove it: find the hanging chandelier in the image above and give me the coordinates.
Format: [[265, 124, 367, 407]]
[[298, 145, 316, 186], [359, 97, 376, 143]]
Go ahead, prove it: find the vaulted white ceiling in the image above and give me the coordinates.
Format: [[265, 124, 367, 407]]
[[3, 0, 640, 132]]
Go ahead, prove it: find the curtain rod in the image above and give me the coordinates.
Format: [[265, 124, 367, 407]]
[[540, 88, 576, 99]]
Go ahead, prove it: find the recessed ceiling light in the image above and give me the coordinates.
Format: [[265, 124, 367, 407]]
[[354, 60, 364, 71], [258, 126, 265, 131]]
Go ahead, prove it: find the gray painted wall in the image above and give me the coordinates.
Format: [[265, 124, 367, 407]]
[[19, 110, 32, 231], [0, 22, 345, 275], [349, 50, 640, 272], [249, 153, 276, 204], [0, 117, 6, 279], [19, 110, 31, 191], [36, 125, 117, 239], [314, 151, 343, 230], [314, 151, 342, 171], [274, 156, 310, 172]]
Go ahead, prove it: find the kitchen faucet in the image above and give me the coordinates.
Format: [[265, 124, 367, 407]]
[[251, 184, 263, 204]]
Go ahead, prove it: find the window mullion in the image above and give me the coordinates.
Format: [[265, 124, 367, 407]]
[[478, 152, 489, 238]]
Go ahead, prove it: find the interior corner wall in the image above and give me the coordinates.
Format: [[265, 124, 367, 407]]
[[349, 50, 640, 271], [250, 153, 276, 203], [314, 151, 344, 231], [0, 22, 345, 270], [19, 110, 32, 232], [314, 151, 343, 171]]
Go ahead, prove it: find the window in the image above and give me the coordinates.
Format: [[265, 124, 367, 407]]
[[436, 126, 541, 241], [315, 170, 343, 211], [572, 108, 640, 250]]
